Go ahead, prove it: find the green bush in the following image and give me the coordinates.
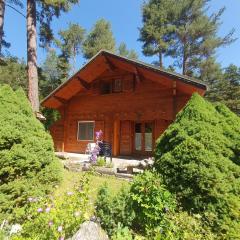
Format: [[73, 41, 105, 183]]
[[130, 171, 176, 236], [153, 211, 216, 240], [96, 185, 135, 237], [112, 224, 133, 240], [41, 108, 61, 130], [0, 85, 62, 222], [154, 93, 240, 237], [96, 156, 106, 166], [11, 175, 89, 240]]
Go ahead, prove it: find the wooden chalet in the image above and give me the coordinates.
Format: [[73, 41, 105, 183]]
[[42, 50, 207, 157]]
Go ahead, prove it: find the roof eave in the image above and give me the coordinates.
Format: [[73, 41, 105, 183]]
[[41, 50, 207, 107]]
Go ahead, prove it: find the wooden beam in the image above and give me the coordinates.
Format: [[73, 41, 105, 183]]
[[113, 119, 120, 156], [63, 105, 69, 152], [173, 80, 177, 96], [134, 67, 144, 83], [77, 77, 91, 90], [173, 80, 177, 119], [53, 96, 68, 105], [104, 56, 117, 71]]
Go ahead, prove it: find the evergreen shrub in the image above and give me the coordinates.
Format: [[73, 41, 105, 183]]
[[0, 85, 62, 222], [154, 93, 240, 237]]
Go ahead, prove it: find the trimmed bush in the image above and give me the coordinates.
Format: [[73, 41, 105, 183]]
[[0, 85, 62, 222], [154, 93, 240, 237]]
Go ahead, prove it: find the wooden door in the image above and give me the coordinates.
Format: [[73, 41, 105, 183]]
[[120, 120, 132, 155], [134, 121, 154, 155]]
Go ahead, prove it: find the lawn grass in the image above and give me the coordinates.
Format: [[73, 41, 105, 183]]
[[55, 169, 129, 203]]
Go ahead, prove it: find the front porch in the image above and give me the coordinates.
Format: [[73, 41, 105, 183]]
[[56, 152, 154, 177]]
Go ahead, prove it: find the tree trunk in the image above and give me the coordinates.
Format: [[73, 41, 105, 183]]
[[27, 0, 39, 112], [159, 51, 163, 68], [0, 0, 5, 56]]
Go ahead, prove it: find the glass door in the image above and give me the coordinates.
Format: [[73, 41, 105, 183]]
[[145, 122, 153, 152], [135, 123, 142, 151], [134, 122, 153, 154]]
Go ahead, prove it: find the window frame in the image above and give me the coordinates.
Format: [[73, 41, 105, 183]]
[[77, 121, 95, 141], [112, 78, 123, 93]]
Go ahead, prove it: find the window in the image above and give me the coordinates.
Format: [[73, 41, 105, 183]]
[[77, 121, 94, 141], [100, 78, 123, 94], [113, 78, 122, 92], [100, 81, 111, 95]]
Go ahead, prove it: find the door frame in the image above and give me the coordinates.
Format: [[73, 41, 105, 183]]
[[132, 121, 155, 156]]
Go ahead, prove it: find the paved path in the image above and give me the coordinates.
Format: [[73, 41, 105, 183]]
[[55, 152, 145, 168]]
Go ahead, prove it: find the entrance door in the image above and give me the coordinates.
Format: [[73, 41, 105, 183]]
[[134, 122, 154, 155], [120, 121, 132, 155]]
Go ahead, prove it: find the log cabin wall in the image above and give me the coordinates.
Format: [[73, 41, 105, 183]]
[[50, 69, 191, 156], [50, 107, 64, 152]]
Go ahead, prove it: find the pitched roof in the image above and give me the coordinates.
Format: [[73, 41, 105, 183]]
[[42, 50, 207, 108]]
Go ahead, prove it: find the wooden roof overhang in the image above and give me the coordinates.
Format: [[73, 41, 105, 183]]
[[41, 50, 207, 109]]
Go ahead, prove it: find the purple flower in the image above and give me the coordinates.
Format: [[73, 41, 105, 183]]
[[91, 155, 97, 162], [48, 221, 53, 227], [59, 237, 64, 240], [28, 197, 33, 202], [58, 226, 63, 232], [95, 130, 103, 140], [67, 192, 73, 196], [45, 207, 51, 213], [92, 148, 99, 154], [37, 208, 43, 213]]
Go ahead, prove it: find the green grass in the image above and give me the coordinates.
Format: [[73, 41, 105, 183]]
[[55, 169, 129, 203]]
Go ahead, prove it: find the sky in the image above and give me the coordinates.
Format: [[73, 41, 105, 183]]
[[3, 0, 240, 71]]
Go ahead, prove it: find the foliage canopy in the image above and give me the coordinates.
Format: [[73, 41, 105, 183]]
[[83, 19, 116, 59]]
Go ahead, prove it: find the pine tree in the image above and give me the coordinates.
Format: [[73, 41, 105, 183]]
[[118, 42, 138, 60], [140, 0, 235, 74], [118, 42, 128, 56], [220, 64, 240, 115], [167, 0, 235, 75], [0, 0, 23, 56], [199, 57, 223, 102], [82, 19, 116, 59], [39, 49, 68, 98], [200, 60, 240, 116], [0, 57, 27, 91], [139, 0, 175, 68], [0, 0, 6, 56], [56, 23, 85, 73], [27, 0, 79, 113]]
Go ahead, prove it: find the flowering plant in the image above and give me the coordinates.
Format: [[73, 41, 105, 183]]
[[90, 130, 103, 163], [11, 175, 90, 240]]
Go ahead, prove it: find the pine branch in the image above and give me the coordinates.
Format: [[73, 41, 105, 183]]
[[5, 3, 26, 18]]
